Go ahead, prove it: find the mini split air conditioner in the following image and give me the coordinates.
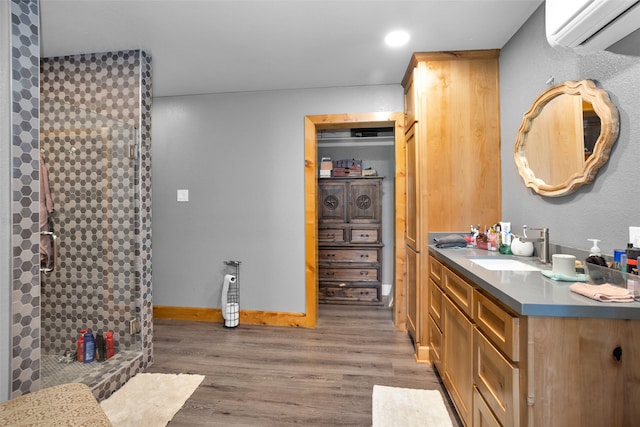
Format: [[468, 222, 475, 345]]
[[546, 0, 640, 54]]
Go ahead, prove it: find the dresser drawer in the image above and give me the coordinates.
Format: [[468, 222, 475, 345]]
[[318, 228, 345, 243], [474, 328, 520, 427], [443, 267, 474, 318], [429, 256, 443, 288], [318, 248, 379, 263], [319, 283, 381, 303], [349, 228, 380, 244], [319, 268, 379, 281], [475, 290, 520, 362], [429, 278, 444, 329]]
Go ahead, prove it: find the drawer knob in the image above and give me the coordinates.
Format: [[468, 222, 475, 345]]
[[360, 254, 369, 258], [613, 346, 622, 362], [360, 271, 369, 276]]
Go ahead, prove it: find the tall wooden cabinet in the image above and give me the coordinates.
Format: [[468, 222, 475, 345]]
[[402, 50, 502, 360], [318, 177, 383, 305]]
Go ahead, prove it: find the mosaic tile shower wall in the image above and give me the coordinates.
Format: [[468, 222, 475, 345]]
[[9, 0, 152, 398], [40, 106, 138, 354], [10, 0, 41, 398], [39, 50, 154, 399]]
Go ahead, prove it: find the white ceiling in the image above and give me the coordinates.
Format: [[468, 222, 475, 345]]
[[39, 0, 543, 98]]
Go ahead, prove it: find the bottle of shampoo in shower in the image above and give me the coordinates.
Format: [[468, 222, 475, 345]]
[[95, 331, 105, 362], [105, 331, 115, 359], [83, 331, 95, 363], [77, 329, 87, 362]]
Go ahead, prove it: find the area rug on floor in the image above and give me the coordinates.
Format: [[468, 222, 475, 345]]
[[100, 373, 205, 427], [372, 385, 454, 427]]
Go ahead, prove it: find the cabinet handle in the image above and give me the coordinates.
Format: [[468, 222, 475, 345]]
[[360, 234, 369, 238], [360, 254, 369, 259], [40, 231, 58, 274], [360, 271, 369, 276], [613, 346, 622, 361], [326, 271, 335, 277]]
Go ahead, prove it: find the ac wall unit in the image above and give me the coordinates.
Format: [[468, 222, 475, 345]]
[[546, 0, 640, 53]]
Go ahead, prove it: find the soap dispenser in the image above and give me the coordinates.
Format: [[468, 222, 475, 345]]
[[586, 239, 607, 266]]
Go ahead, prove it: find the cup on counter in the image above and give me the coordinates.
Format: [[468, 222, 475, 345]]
[[552, 254, 577, 277]]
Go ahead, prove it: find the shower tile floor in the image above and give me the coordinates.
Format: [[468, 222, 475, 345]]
[[42, 349, 139, 389]]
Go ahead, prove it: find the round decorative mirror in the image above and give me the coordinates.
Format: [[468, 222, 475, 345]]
[[514, 79, 619, 197]]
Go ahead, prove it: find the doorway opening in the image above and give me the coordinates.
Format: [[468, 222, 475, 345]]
[[304, 112, 406, 330]]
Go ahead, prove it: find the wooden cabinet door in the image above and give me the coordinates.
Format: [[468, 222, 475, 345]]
[[404, 125, 418, 249], [404, 66, 418, 130], [443, 296, 473, 427], [406, 245, 418, 344], [318, 181, 347, 223], [428, 314, 443, 372], [347, 180, 381, 223]]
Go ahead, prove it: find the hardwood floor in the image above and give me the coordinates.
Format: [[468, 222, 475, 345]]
[[149, 304, 462, 426]]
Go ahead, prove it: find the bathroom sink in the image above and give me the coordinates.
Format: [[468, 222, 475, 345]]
[[469, 258, 541, 271]]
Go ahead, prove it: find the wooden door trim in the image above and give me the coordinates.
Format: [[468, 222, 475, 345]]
[[304, 112, 406, 329]]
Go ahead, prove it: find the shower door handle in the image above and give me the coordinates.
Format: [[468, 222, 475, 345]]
[[40, 231, 58, 274]]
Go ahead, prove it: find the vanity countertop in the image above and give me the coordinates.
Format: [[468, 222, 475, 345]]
[[429, 245, 640, 319]]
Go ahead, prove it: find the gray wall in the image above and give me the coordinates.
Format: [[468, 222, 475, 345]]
[[500, 4, 640, 257], [152, 85, 403, 313]]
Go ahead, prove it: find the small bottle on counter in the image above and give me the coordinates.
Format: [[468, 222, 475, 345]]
[[77, 329, 87, 362], [95, 331, 106, 362], [83, 330, 95, 363], [105, 331, 115, 359], [488, 227, 498, 251]]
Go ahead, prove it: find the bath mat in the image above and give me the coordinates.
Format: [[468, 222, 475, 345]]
[[372, 385, 453, 427], [100, 373, 204, 427]]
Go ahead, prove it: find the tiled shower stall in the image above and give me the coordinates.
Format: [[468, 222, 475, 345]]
[[8, 0, 153, 399]]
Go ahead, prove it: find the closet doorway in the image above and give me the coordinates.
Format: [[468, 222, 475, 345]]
[[304, 112, 406, 330]]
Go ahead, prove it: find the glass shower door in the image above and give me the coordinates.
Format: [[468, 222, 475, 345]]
[[40, 101, 140, 387]]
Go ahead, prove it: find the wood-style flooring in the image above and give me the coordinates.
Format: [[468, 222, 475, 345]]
[[149, 304, 462, 426]]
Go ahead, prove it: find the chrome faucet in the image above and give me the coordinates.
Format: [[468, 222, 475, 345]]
[[520, 226, 550, 264]]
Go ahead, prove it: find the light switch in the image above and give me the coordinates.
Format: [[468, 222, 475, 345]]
[[177, 189, 189, 202]]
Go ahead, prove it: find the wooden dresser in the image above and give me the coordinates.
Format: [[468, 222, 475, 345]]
[[318, 177, 383, 305]]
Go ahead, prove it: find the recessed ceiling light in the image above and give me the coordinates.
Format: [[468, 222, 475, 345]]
[[385, 30, 410, 47]]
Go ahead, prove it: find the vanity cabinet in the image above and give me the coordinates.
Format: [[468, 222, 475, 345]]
[[402, 50, 501, 360], [428, 257, 444, 370], [318, 177, 383, 305], [473, 290, 521, 427], [441, 266, 475, 427], [430, 250, 640, 427], [443, 292, 474, 426], [430, 254, 519, 427]]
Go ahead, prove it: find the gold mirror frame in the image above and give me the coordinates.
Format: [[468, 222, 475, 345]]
[[514, 79, 619, 197]]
